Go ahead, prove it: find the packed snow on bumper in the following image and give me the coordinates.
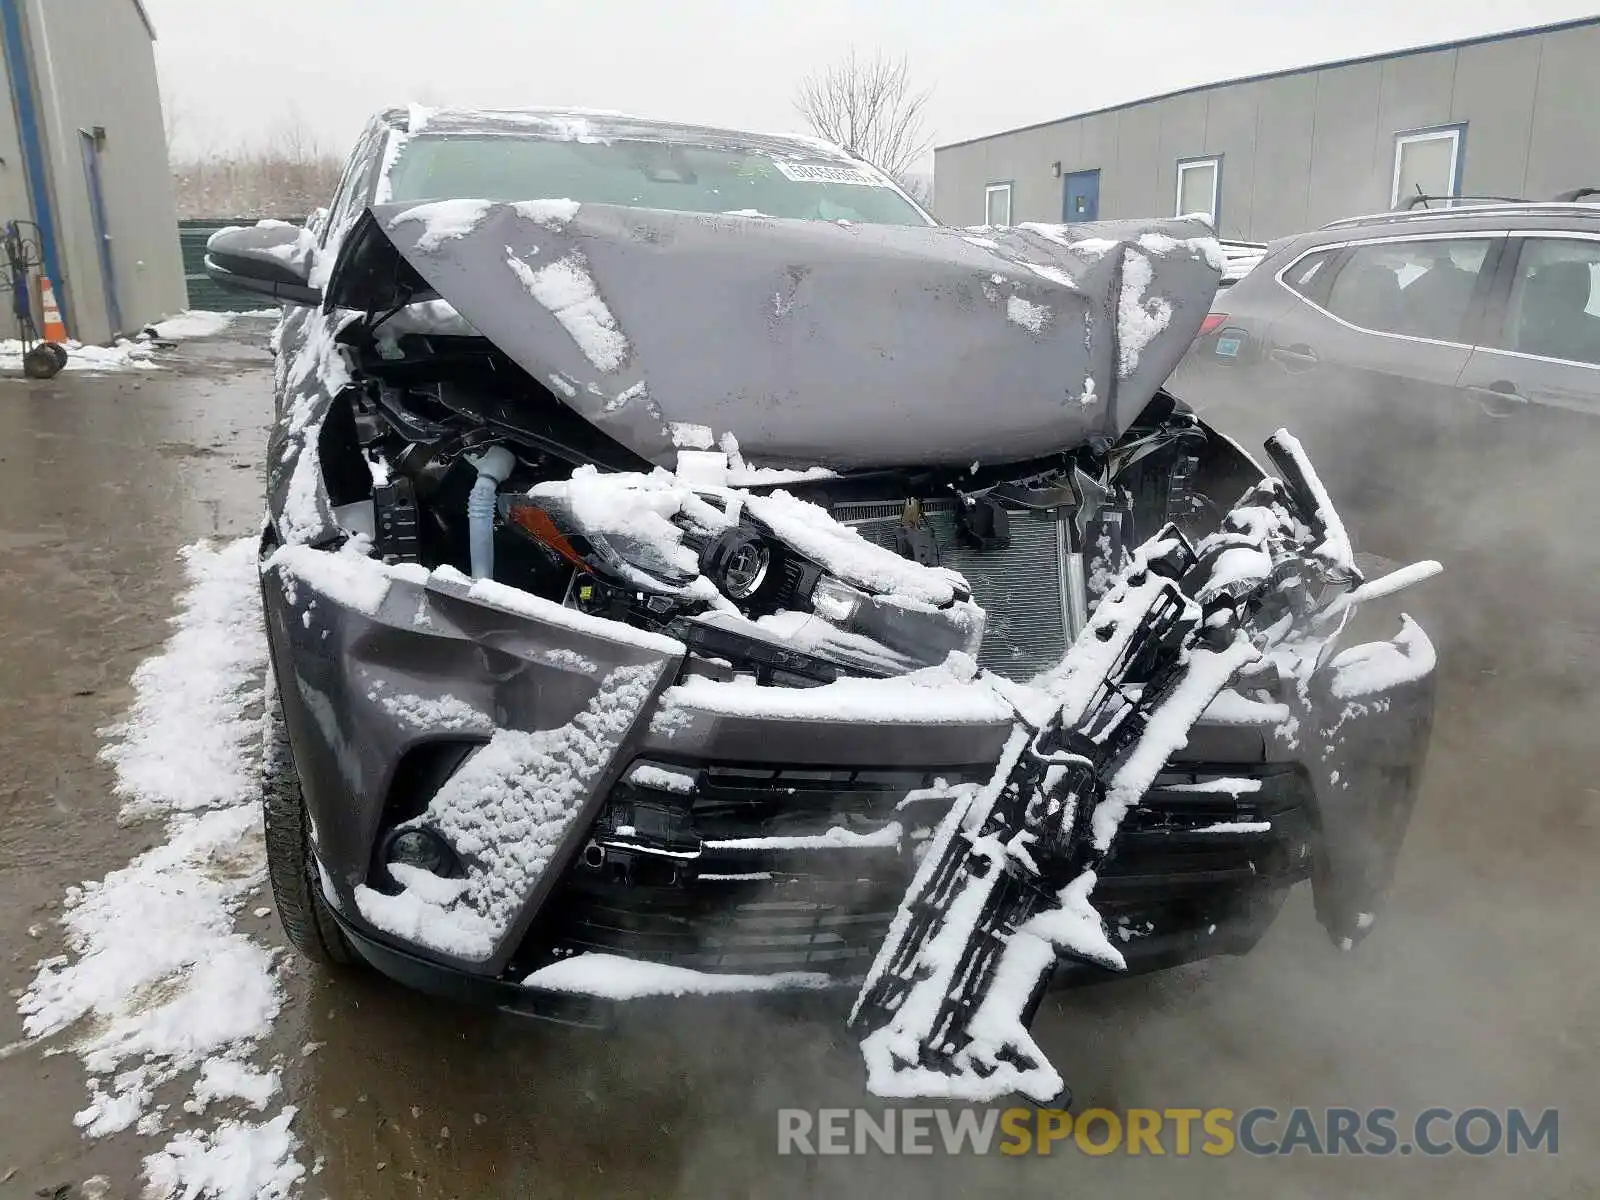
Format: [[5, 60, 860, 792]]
[[16, 539, 304, 1199]]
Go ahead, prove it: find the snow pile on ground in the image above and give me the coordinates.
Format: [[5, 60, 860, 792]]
[[0, 310, 271, 375], [17, 538, 304, 1199], [0, 337, 159, 372], [143, 1109, 302, 1200], [147, 310, 241, 340], [99, 542, 272, 818]]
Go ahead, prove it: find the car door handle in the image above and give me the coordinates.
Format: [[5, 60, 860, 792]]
[[1465, 380, 1527, 417], [1270, 344, 1318, 371]]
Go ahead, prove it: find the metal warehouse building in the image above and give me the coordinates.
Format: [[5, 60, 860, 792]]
[[0, 0, 185, 344], [935, 16, 1600, 243]]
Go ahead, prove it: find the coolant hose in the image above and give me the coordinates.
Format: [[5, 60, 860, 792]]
[[465, 446, 516, 580]]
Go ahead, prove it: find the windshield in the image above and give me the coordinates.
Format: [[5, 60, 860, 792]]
[[385, 134, 932, 227]]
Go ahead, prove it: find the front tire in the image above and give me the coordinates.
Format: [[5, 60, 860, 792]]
[[263, 701, 357, 967]]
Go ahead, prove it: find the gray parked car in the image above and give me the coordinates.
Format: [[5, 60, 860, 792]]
[[1172, 201, 1600, 639], [204, 107, 1435, 1022]]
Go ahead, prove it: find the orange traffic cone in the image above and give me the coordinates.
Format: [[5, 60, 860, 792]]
[[39, 275, 68, 343]]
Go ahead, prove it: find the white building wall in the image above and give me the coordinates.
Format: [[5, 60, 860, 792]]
[[935, 18, 1600, 243], [19, 0, 185, 342]]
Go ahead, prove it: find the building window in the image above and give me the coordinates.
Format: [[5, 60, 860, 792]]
[[985, 182, 1013, 227], [1175, 157, 1220, 225], [1391, 126, 1465, 209]]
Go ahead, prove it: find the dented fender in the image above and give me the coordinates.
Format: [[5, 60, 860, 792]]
[[259, 542, 686, 975]]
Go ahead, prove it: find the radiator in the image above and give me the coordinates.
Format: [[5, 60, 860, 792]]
[[832, 499, 1087, 682]]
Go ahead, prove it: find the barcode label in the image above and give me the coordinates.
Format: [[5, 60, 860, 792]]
[[771, 159, 892, 187]]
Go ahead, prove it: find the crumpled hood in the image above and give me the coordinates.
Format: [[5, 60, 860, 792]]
[[336, 200, 1222, 469]]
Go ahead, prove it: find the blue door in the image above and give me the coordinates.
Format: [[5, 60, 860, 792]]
[[78, 130, 122, 335], [1062, 170, 1100, 222]]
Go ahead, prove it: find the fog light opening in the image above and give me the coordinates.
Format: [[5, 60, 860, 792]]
[[582, 840, 607, 870], [382, 826, 461, 881]]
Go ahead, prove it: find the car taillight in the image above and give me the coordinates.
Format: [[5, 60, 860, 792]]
[[1197, 312, 1228, 338]]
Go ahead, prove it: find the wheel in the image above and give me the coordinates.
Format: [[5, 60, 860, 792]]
[[23, 343, 66, 379], [263, 698, 357, 966]]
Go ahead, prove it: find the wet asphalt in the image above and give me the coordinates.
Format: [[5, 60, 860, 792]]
[[0, 323, 1594, 1198]]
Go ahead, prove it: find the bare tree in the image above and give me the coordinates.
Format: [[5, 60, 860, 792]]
[[795, 51, 932, 188]]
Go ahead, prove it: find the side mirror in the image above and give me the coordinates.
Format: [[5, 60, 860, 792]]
[[204, 223, 322, 306]]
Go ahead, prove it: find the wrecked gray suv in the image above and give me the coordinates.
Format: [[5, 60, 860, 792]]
[[206, 108, 1437, 1033]]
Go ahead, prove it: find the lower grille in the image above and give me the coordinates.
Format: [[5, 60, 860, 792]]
[[521, 762, 1315, 983], [1103, 769, 1316, 893], [539, 879, 905, 974], [523, 764, 988, 978], [832, 499, 1070, 681]]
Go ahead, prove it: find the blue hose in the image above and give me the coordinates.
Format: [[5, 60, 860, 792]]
[[465, 446, 516, 580]]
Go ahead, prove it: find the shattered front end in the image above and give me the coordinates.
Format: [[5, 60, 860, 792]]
[[848, 433, 1441, 1104], [261, 537, 1021, 1009], [233, 199, 1437, 1074]]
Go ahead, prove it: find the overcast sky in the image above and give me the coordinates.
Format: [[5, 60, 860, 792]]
[[147, 0, 1599, 162]]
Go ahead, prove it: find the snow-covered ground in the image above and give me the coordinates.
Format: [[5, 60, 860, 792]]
[[17, 539, 303, 1200], [0, 337, 160, 372], [148, 310, 277, 341], [0, 309, 276, 375]]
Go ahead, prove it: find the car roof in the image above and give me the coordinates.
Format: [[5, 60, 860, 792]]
[[1318, 201, 1600, 236], [376, 104, 858, 164]]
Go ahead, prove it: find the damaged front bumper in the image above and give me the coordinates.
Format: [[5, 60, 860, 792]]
[[264, 538, 1435, 1020]]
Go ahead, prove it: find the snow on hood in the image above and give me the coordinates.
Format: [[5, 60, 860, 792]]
[[330, 202, 1221, 470]]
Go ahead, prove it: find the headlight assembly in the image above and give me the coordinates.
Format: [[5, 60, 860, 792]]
[[503, 482, 985, 674]]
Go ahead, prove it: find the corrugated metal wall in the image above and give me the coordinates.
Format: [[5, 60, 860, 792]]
[[934, 18, 1600, 241]]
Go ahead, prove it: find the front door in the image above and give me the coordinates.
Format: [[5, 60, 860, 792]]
[[1062, 170, 1100, 222], [1453, 233, 1600, 642], [78, 130, 121, 335]]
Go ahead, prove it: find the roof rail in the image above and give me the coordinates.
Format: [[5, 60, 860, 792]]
[[1324, 201, 1600, 229], [1403, 193, 1525, 210], [1551, 187, 1600, 202]]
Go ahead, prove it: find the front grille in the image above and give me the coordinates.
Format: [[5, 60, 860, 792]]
[[832, 499, 1069, 681]]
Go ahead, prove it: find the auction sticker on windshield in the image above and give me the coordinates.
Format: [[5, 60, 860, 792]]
[[772, 159, 893, 187]]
